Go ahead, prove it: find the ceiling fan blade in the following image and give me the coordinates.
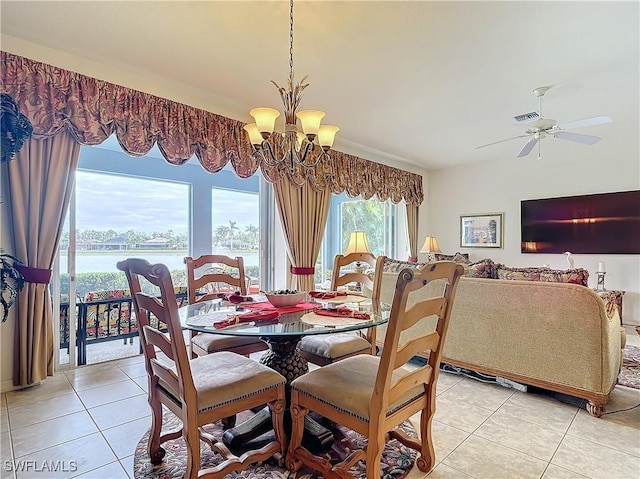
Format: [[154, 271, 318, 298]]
[[555, 131, 601, 145], [557, 115, 612, 130], [516, 137, 539, 158], [476, 134, 531, 149]]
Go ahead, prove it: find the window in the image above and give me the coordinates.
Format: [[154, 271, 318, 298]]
[[212, 188, 261, 291]]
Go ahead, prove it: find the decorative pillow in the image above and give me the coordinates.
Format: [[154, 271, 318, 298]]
[[494, 266, 589, 287], [383, 258, 427, 273], [434, 252, 470, 263], [496, 266, 541, 281], [464, 259, 497, 279]]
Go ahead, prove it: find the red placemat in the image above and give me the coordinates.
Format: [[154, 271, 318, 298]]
[[243, 301, 321, 314]]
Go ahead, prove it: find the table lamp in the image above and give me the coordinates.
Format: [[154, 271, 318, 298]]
[[420, 235, 441, 261], [345, 231, 372, 274]]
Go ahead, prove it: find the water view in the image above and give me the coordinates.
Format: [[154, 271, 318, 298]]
[[59, 251, 260, 274]]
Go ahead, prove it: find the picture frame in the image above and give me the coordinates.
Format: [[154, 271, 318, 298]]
[[460, 213, 503, 248]]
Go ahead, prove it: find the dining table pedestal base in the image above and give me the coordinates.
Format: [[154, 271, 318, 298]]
[[222, 334, 334, 453]]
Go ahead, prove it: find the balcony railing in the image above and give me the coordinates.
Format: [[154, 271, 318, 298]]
[[59, 291, 188, 365]]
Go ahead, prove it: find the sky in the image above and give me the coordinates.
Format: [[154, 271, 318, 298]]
[[75, 171, 259, 235]]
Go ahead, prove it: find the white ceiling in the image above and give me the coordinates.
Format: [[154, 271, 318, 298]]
[[1, 1, 638, 171]]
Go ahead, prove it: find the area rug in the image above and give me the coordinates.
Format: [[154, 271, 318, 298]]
[[134, 411, 417, 479], [617, 344, 640, 390]]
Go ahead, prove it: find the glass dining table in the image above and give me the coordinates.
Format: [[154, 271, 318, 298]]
[[178, 294, 391, 451]]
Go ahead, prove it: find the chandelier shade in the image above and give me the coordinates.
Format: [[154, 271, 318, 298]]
[[244, 0, 338, 172]]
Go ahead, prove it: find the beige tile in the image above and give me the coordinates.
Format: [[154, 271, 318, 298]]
[[101, 417, 150, 459], [1, 394, 6, 409], [496, 391, 578, 433], [408, 415, 470, 464], [425, 462, 475, 478], [11, 411, 98, 458], [5, 374, 74, 407], [436, 370, 464, 395], [111, 355, 145, 368], [568, 406, 640, 457], [552, 434, 640, 479], [444, 435, 547, 479], [7, 392, 84, 430], [64, 365, 131, 392], [76, 380, 145, 409], [439, 378, 515, 412], [14, 433, 117, 479], [474, 410, 565, 461], [88, 394, 149, 430], [0, 457, 15, 479], [0, 432, 13, 478], [119, 455, 134, 479], [0, 409, 7, 433], [433, 394, 494, 433], [542, 464, 589, 479], [117, 362, 147, 379], [132, 376, 148, 393], [71, 460, 128, 479]]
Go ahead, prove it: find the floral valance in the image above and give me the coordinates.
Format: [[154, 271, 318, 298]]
[[0, 51, 423, 206]]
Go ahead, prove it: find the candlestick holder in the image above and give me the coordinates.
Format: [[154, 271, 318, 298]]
[[595, 271, 606, 292]]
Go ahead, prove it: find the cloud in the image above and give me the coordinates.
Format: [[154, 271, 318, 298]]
[[75, 172, 258, 234]]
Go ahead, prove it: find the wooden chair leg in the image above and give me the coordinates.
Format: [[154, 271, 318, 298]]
[[269, 394, 287, 465], [417, 405, 436, 472], [183, 416, 201, 479], [286, 393, 306, 472], [365, 432, 384, 479], [147, 391, 165, 464]]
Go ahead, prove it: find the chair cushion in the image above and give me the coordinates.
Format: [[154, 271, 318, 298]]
[[291, 355, 426, 422], [191, 332, 263, 353], [298, 333, 371, 360], [190, 352, 285, 413]]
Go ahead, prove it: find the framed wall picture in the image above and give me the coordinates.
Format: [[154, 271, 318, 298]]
[[460, 213, 503, 248]]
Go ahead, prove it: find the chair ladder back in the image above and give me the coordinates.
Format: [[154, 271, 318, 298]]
[[185, 254, 247, 304], [120, 258, 196, 399], [331, 252, 377, 291], [374, 262, 464, 416], [117, 259, 157, 376]]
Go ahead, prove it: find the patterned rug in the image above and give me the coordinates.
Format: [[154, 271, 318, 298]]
[[618, 344, 640, 390], [134, 411, 417, 479]]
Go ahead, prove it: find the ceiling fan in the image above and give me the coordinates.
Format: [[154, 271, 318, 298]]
[[477, 86, 612, 159]]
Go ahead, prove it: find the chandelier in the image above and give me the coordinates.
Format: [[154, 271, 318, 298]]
[[243, 0, 339, 172]]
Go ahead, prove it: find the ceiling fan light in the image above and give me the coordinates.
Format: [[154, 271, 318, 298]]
[[317, 124, 339, 149], [250, 107, 280, 137], [296, 110, 326, 138], [243, 123, 264, 146]]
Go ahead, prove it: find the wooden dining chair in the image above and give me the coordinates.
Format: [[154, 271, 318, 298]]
[[185, 254, 267, 357], [298, 252, 380, 366], [287, 261, 464, 477], [117, 258, 287, 479]]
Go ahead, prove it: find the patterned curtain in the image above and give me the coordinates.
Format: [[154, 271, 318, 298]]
[[0, 51, 423, 206], [273, 181, 331, 292], [406, 204, 419, 262], [5, 131, 80, 387]]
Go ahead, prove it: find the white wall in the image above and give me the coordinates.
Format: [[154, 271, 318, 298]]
[[427, 147, 640, 326]]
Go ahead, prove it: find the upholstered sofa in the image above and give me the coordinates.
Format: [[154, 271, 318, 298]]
[[374, 257, 625, 417]]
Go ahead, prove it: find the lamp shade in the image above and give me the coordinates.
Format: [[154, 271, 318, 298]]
[[243, 123, 264, 146], [419, 236, 441, 254], [250, 107, 280, 135], [317, 124, 340, 148], [345, 231, 372, 255], [296, 110, 326, 137]]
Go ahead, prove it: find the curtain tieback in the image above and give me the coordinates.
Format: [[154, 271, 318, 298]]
[[290, 266, 315, 275], [15, 265, 52, 284], [408, 256, 418, 263]]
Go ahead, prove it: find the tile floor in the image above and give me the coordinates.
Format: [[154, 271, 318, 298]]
[[1, 327, 639, 479]]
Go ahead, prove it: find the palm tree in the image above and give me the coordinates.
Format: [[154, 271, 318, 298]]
[[214, 225, 230, 249], [228, 221, 239, 250], [245, 224, 259, 249]]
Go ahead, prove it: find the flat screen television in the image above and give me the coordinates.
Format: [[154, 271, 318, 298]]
[[521, 190, 640, 254]]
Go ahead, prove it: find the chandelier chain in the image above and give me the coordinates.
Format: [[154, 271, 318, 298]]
[[289, 0, 295, 84]]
